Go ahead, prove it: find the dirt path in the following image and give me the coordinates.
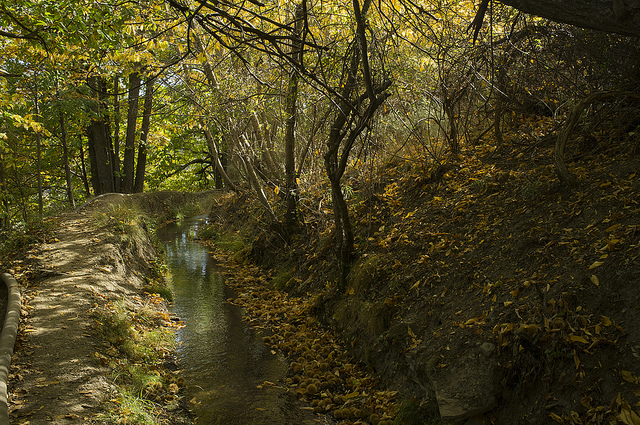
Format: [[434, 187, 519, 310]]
[[7, 203, 155, 423]]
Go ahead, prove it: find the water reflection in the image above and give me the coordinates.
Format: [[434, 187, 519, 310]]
[[157, 217, 321, 425]]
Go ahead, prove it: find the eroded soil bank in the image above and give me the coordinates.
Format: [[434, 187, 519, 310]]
[[201, 142, 640, 425]]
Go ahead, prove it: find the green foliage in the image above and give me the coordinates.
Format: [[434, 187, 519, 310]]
[[93, 300, 175, 364], [92, 298, 178, 423], [200, 223, 246, 253], [143, 282, 173, 302], [519, 180, 543, 201], [0, 219, 54, 257], [95, 389, 161, 425], [271, 267, 295, 290]]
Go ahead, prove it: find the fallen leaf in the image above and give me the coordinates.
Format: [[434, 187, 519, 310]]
[[549, 412, 565, 423], [589, 261, 604, 269], [617, 407, 640, 425], [569, 335, 589, 344], [622, 370, 638, 384]]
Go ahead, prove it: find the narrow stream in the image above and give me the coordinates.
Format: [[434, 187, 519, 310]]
[[157, 217, 326, 425]]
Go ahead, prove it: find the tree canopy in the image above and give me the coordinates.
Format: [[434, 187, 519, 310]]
[[1, 0, 639, 276]]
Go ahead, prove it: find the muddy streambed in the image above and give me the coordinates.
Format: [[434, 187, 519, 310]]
[[157, 217, 327, 425]]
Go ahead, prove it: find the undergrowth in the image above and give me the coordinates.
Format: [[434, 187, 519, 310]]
[[0, 218, 55, 263], [91, 297, 183, 424]]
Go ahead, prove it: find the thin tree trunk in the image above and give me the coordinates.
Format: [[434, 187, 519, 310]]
[[283, 2, 304, 235], [122, 72, 141, 193], [203, 124, 240, 191], [33, 73, 43, 219], [239, 137, 277, 223], [297, 106, 329, 177], [179, 59, 238, 192], [443, 95, 459, 155], [55, 73, 76, 208], [494, 66, 506, 147], [250, 112, 281, 179], [78, 143, 91, 196], [59, 110, 75, 208], [112, 75, 122, 192], [0, 150, 8, 229], [134, 77, 154, 193]]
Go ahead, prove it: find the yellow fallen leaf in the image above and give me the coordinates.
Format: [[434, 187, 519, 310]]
[[617, 407, 640, 425], [590, 275, 600, 286], [404, 210, 416, 219], [570, 335, 589, 344], [601, 316, 613, 326], [606, 223, 620, 232], [519, 324, 539, 335], [574, 350, 581, 369], [549, 412, 565, 423], [622, 370, 637, 384], [589, 261, 604, 269]]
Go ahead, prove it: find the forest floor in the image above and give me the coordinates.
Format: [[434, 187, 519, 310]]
[[203, 127, 640, 424]]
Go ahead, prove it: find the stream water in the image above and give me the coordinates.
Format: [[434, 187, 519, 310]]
[[157, 217, 327, 425]]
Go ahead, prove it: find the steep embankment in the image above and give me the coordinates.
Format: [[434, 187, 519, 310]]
[[4, 191, 218, 424], [207, 138, 640, 424]]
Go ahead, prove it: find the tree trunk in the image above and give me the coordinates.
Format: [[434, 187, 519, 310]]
[[55, 73, 76, 208], [283, 2, 304, 235], [250, 112, 281, 179], [87, 76, 115, 195], [87, 120, 114, 195], [0, 150, 8, 229], [122, 72, 141, 193], [78, 143, 91, 196], [134, 77, 154, 193], [495, 0, 640, 38], [33, 73, 43, 219], [493, 67, 506, 147], [59, 110, 75, 208], [323, 0, 392, 285], [239, 137, 278, 222], [443, 97, 459, 155], [112, 75, 122, 192], [554, 90, 640, 187], [203, 125, 240, 191]]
